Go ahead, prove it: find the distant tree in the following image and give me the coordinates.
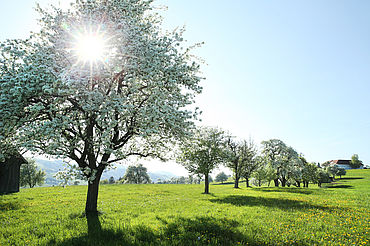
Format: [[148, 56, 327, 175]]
[[100, 179, 109, 185], [317, 169, 331, 187], [177, 176, 186, 184], [122, 164, 151, 184], [302, 162, 319, 187], [224, 137, 242, 188], [261, 139, 303, 187], [326, 165, 339, 180], [108, 176, 115, 184], [263, 165, 277, 187], [73, 181, 80, 185], [208, 176, 213, 183], [20, 159, 46, 188], [225, 138, 258, 188], [350, 154, 363, 169], [337, 168, 347, 179], [251, 167, 267, 187], [240, 151, 261, 188], [252, 163, 277, 187], [178, 127, 227, 194], [187, 175, 194, 184], [215, 172, 228, 183]]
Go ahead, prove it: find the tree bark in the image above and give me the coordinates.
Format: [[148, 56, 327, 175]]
[[281, 178, 286, 187], [245, 178, 250, 187], [204, 173, 209, 194], [234, 177, 240, 188], [274, 178, 279, 187], [296, 181, 301, 187], [85, 169, 103, 214]]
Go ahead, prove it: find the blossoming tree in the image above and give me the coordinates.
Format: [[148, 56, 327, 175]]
[[0, 0, 202, 214], [178, 127, 226, 194]]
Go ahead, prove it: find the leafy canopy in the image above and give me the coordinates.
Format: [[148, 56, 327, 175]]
[[0, 0, 203, 181], [122, 164, 151, 184]]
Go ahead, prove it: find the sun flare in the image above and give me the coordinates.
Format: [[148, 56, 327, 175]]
[[72, 29, 109, 66]]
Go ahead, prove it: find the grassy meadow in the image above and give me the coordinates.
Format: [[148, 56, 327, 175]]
[[0, 169, 369, 245]]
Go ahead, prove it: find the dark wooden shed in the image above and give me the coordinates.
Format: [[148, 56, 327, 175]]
[[0, 154, 27, 194]]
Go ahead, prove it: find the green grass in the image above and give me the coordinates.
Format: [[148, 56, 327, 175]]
[[1, 170, 369, 245]]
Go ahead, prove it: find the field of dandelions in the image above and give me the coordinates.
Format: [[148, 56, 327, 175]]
[[1, 169, 369, 245]]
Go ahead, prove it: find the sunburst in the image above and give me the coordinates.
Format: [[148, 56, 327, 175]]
[[71, 26, 111, 68]]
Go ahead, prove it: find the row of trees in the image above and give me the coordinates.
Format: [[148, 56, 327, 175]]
[[177, 127, 351, 194], [0, 0, 362, 214]]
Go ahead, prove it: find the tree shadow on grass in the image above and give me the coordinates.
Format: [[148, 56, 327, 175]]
[[252, 187, 315, 195], [211, 182, 234, 185], [338, 177, 363, 180], [325, 185, 353, 189], [0, 195, 25, 211], [210, 195, 330, 212], [155, 216, 256, 245], [0, 200, 23, 211], [51, 213, 257, 246]]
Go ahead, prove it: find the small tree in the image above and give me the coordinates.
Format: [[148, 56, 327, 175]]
[[251, 167, 266, 187], [337, 168, 346, 179], [261, 139, 302, 187], [350, 154, 363, 169], [326, 165, 339, 180], [20, 159, 45, 188], [225, 138, 258, 188], [215, 172, 228, 183], [240, 151, 261, 188], [317, 169, 331, 187], [122, 164, 151, 184], [178, 127, 226, 194], [177, 176, 186, 184], [302, 162, 319, 187], [108, 176, 115, 184]]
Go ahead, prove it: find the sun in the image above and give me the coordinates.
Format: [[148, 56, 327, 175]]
[[72, 29, 109, 66]]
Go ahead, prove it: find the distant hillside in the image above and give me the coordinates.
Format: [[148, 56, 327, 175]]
[[34, 159, 177, 185], [35, 159, 65, 186]]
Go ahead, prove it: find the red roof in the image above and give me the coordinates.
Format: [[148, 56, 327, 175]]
[[330, 160, 351, 165]]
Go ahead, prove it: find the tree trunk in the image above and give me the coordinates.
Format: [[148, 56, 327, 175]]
[[204, 173, 209, 194], [85, 169, 103, 214], [234, 177, 239, 188], [296, 181, 301, 187], [245, 178, 250, 187], [274, 178, 279, 187], [281, 178, 286, 187]]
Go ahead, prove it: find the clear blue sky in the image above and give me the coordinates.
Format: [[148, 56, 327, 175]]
[[1, 0, 369, 169]]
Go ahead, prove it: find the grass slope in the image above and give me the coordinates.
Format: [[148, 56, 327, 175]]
[[1, 170, 369, 245]]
